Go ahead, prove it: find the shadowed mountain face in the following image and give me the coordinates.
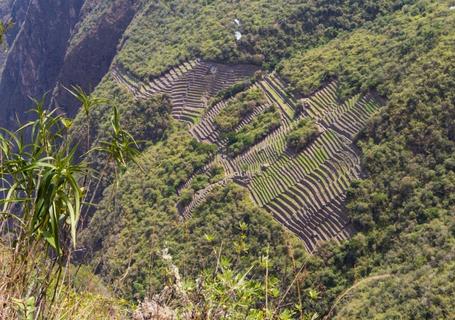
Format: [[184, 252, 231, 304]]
[[0, 0, 140, 128], [51, 0, 140, 118], [0, 0, 27, 73], [0, 0, 84, 128]]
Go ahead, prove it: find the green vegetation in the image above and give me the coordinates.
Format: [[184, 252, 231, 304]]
[[120, 95, 172, 147], [0, 18, 12, 45], [178, 165, 225, 207], [189, 165, 224, 191], [115, 0, 412, 78], [60, 0, 455, 317], [0, 244, 128, 319], [286, 118, 320, 153], [133, 247, 320, 319], [67, 79, 175, 211], [225, 106, 281, 156], [67, 0, 114, 50], [78, 3, 455, 317], [214, 87, 267, 132], [280, 1, 452, 99], [3, 0, 455, 318], [70, 77, 170, 147], [208, 77, 257, 109], [81, 126, 309, 302], [0, 89, 137, 319], [277, 1, 455, 318], [260, 78, 296, 119]]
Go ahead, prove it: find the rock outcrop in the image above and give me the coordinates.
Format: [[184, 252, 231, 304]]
[[0, 0, 141, 127], [0, 0, 85, 128], [52, 0, 140, 117]]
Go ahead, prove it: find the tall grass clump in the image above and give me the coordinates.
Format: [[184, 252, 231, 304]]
[[0, 90, 138, 319]]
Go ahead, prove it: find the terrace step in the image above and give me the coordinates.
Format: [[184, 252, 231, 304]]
[[111, 60, 259, 125], [258, 80, 295, 121], [180, 178, 232, 219], [301, 81, 339, 120], [174, 73, 383, 253]]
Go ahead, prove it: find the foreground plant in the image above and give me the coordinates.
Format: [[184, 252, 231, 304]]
[[0, 91, 139, 319], [133, 247, 320, 320]]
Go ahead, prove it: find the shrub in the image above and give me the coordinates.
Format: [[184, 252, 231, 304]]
[[286, 118, 320, 152], [225, 106, 281, 156], [214, 87, 267, 132]]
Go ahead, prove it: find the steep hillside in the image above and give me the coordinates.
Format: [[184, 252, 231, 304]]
[[51, 0, 141, 117], [1, 0, 453, 318], [114, 0, 409, 77], [112, 63, 383, 252], [76, 0, 455, 317], [0, 0, 29, 49], [280, 1, 455, 317], [0, 0, 408, 128], [0, 0, 14, 72]]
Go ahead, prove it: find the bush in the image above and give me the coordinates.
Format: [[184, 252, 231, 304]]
[[214, 87, 267, 132], [225, 106, 281, 156], [286, 118, 320, 152], [121, 95, 172, 147], [208, 78, 255, 108]]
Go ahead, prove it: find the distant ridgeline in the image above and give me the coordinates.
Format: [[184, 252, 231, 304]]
[[111, 60, 382, 252]]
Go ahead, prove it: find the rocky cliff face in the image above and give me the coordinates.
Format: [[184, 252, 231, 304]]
[[0, 0, 26, 73], [52, 0, 140, 117], [0, 0, 84, 128], [5, 0, 29, 43], [0, 0, 140, 127]]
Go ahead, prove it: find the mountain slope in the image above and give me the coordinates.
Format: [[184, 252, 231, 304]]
[[280, 2, 455, 317], [77, 1, 455, 317], [51, 0, 141, 117], [0, 0, 409, 128], [1, 0, 453, 318]]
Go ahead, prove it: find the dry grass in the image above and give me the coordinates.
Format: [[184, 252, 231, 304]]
[[0, 244, 14, 318], [0, 242, 129, 319]]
